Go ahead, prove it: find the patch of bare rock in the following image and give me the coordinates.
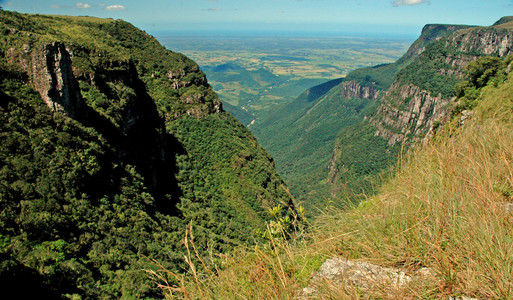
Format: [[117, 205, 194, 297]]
[[300, 257, 478, 299]]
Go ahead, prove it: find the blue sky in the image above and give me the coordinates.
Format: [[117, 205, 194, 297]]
[[2, 0, 513, 37]]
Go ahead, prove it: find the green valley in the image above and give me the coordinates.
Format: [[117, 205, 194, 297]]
[[172, 50, 513, 299]]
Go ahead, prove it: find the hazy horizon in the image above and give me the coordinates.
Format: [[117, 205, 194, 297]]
[[3, 0, 512, 39], [151, 24, 421, 40]]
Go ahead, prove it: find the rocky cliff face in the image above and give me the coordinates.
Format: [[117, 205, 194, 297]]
[[337, 80, 382, 100], [7, 42, 84, 118], [372, 23, 513, 145], [406, 24, 475, 58], [372, 83, 449, 145], [166, 66, 223, 119]]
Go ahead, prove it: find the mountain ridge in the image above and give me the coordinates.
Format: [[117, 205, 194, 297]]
[[329, 18, 513, 202], [372, 20, 513, 145]]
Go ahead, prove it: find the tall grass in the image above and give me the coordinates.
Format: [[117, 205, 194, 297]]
[[309, 71, 513, 298], [153, 70, 513, 299]]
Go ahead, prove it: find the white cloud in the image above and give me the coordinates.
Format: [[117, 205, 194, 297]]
[[76, 2, 91, 9], [105, 4, 126, 10], [99, 3, 106, 7], [204, 7, 222, 11], [392, 0, 430, 7]]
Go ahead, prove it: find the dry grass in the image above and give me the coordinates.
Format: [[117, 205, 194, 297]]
[[308, 71, 513, 298], [152, 70, 513, 299], [150, 225, 316, 299]]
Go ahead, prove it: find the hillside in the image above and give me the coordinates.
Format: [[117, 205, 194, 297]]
[[252, 23, 471, 210], [160, 40, 513, 300], [0, 11, 297, 298]]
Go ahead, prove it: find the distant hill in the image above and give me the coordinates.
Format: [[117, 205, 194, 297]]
[[212, 62, 245, 72], [0, 11, 297, 298], [202, 62, 327, 125]]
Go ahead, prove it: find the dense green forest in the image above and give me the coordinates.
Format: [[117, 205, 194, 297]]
[[253, 83, 382, 211], [0, 11, 297, 298]]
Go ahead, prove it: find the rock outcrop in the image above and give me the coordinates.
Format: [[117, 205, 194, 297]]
[[7, 42, 85, 118], [301, 258, 434, 299], [337, 80, 381, 100]]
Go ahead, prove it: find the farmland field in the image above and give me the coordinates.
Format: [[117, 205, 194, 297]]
[[158, 36, 412, 125]]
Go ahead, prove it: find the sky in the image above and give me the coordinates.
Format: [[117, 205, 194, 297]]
[[2, 0, 513, 37]]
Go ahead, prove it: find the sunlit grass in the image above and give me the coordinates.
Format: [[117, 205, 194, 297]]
[[154, 64, 513, 299]]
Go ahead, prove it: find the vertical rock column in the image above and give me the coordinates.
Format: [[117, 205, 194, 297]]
[[31, 42, 84, 117]]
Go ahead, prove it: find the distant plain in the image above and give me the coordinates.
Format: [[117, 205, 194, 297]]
[[158, 36, 412, 125]]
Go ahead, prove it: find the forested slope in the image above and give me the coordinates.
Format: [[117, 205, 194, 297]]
[[0, 11, 296, 298]]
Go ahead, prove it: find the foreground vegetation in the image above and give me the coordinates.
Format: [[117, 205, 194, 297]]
[[155, 55, 513, 299]]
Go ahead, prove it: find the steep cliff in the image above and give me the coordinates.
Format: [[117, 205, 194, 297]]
[[10, 42, 85, 117], [323, 19, 513, 204], [0, 11, 296, 299], [372, 22, 513, 145], [337, 80, 382, 100]]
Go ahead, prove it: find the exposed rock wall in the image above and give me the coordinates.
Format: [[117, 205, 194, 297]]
[[373, 83, 451, 145], [8, 42, 84, 118], [407, 24, 475, 57], [167, 67, 223, 117], [371, 25, 513, 145], [450, 27, 513, 56], [326, 146, 341, 186], [338, 80, 381, 100]]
